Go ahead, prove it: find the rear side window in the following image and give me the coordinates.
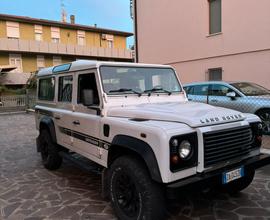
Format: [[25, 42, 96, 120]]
[[58, 75, 73, 102], [38, 77, 55, 101], [193, 85, 209, 95]]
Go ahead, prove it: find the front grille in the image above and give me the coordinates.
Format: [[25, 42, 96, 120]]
[[203, 126, 253, 167]]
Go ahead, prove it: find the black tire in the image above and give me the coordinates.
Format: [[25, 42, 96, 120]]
[[256, 109, 270, 135], [222, 169, 255, 194], [39, 129, 62, 170], [108, 156, 166, 220]]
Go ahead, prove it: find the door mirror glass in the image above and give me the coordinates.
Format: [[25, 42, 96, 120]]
[[82, 89, 94, 106], [226, 91, 236, 98]]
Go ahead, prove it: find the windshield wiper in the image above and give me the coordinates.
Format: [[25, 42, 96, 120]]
[[144, 87, 172, 96], [109, 88, 142, 96]]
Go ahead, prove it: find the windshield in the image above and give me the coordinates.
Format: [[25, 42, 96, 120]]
[[231, 82, 270, 96], [100, 66, 182, 95]]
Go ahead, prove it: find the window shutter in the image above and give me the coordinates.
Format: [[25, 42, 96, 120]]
[[6, 21, 20, 38]]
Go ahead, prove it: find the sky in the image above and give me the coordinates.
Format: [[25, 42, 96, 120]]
[[0, 0, 134, 47]]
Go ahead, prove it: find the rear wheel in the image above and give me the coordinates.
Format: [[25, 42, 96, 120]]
[[108, 156, 166, 220], [222, 169, 255, 194], [257, 109, 270, 135], [39, 129, 62, 170]]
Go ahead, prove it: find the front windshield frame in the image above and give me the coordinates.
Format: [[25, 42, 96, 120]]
[[231, 82, 270, 96], [99, 65, 183, 96]]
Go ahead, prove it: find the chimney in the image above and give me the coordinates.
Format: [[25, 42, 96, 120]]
[[70, 15, 75, 24]]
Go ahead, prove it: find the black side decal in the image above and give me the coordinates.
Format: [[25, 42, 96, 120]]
[[59, 126, 110, 150]]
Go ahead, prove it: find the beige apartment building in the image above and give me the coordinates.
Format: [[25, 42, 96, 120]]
[[134, 0, 270, 88], [0, 13, 133, 86]]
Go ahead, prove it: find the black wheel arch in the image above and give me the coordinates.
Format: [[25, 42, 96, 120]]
[[108, 135, 163, 183], [39, 116, 57, 143]]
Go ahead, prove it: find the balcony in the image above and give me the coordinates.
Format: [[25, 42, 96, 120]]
[[0, 38, 133, 60]]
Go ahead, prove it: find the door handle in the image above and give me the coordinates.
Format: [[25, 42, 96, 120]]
[[211, 99, 218, 103], [73, 120, 80, 125], [188, 98, 193, 101]]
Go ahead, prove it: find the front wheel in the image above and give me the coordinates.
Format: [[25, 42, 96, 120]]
[[108, 156, 166, 220], [222, 169, 255, 194], [257, 109, 270, 135], [39, 129, 62, 170]]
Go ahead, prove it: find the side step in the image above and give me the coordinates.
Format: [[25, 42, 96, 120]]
[[59, 151, 103, 175]]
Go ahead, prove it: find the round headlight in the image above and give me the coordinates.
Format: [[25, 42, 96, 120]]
[[178, 140, 192, 159]]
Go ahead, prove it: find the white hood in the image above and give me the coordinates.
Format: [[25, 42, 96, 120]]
[[107, 102, 245, 128]]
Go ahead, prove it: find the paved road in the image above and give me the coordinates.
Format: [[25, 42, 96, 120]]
[[1, 114, 270, 220]]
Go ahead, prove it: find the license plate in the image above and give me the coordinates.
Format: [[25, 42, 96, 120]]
[[222, 166, 244, 184]]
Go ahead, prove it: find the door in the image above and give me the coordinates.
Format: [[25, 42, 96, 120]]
[[54, 74, 74, 147], [187, 85, 209, 104], [208, 84, 243, 111], [72, 71, 103, 161]]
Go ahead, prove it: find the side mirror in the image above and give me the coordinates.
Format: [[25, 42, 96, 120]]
[[226, 91, 236, 99], [82, 89, 94, 106]]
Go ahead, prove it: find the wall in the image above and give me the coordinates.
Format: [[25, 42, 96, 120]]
[[60, 28, 77, 45], [20, 23, 35, 40], [0, 21, 6, 38], [22, 54, 36, 72], [0, 52, 9, 65], [174, 50, 270, 89], [136, 0, 270, 88]]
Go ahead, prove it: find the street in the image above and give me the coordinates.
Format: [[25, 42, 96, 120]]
[[1, 114, 270, 220]]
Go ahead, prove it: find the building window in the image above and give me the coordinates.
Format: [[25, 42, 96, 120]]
[[37, 55, 45, 70], [35, 25, 43, 41], [77, 30, 85, 46], [38, 77, 55, 101], [6, 21, 20, 39], [209, 0, 222, 34], [9, 54, 22, 73], [58, 75, 73, 102], [53, 56, 62, 66], [208, 68, 222, 81], [51, 27, 60, 43], [108, 40, 114, 48]]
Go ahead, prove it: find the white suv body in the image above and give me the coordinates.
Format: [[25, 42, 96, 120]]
[[35, 60, 270, 220]]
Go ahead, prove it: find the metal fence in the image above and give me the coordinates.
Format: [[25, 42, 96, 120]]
[[0, 94, 36, 112]]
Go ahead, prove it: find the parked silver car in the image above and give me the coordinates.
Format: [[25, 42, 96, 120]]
[[183, 81, 270, 134]]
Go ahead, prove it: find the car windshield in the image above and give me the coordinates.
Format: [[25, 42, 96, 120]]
[[100, 66, 182, 95], [231, 82, 270, 96]]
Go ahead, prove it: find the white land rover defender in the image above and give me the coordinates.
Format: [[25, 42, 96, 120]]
[[35, 60, 270, 220]]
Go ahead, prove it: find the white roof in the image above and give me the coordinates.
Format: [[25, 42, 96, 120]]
[[37, 60, 172, 77]]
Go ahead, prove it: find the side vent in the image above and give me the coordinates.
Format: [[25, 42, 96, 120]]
[[103, 124, 110, 137]]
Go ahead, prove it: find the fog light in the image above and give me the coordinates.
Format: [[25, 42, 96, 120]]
[[179, 140, 192, 159]]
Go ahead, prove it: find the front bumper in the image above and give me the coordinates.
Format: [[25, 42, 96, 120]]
[[167, 153, 270, 189]]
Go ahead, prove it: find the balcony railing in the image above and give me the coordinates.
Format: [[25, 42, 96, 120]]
[[0, 38, 133, 59]]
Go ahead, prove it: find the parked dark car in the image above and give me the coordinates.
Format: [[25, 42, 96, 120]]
[[183, 81, 270, 135]]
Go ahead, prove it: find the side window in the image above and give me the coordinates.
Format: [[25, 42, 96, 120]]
[[193, 85, 209, 95], [58, 75, 73, 102], [209, 84, 232, 96], [78, 73, 100, 105], [38, 77, 55, 101], [184, 86, 194, 95]]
